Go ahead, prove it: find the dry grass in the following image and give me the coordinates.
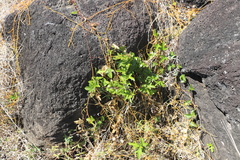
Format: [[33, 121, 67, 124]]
[[0, 0, 213, 159], [0, 0, 40, 159]]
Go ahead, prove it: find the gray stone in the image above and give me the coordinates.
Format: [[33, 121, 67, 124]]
[[3, 0, 154, 146], [176, 0, 210, 8], [177, 0, 240, 159]]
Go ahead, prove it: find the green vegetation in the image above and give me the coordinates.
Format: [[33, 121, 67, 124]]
[[70, 10, 78, 15], [129, 137, 149, 159], [8, 92, 19, 102], [207, 143, 215, 153], [67, 36, 203, 159], [85, 43, 167, 102], [184, 110, 199, 128]]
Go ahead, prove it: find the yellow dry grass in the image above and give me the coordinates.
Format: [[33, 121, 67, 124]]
[[0, 0, 39, 159], [0, 0, 34, 125]]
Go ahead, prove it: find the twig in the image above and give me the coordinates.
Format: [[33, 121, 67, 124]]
[[0, 104, 40, 152], [221, 119, 240, 157]]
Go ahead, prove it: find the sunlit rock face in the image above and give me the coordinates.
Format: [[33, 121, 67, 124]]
[[178, 0, 240, 159]]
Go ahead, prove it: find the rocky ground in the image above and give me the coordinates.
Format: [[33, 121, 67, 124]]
[[0, 0, 213, 159]]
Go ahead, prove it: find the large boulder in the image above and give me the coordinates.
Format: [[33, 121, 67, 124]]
[[3, 0, 154, 146], [177, 0, 240, 159]]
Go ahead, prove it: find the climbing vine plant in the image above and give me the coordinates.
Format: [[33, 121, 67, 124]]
[[85, 44, 167, 102]]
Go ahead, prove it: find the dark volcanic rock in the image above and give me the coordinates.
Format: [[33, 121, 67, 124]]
[[176, 0, 209, 8], [3, 0, 154, 146], [178, 0, 240, 159]]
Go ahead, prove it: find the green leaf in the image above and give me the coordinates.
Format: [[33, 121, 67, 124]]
[[160, 41, 168, 51], [70, 10, 78, 15], [207, 143, 214, 153], [153, 44, 160, 52], [140, 138, 148, 147], [102, 78, 109, 86], [129, 138, 148, 159], [153, 29, 158, 38], [177, 64, 182, 69], [169, 51, 176, 59], [184, 100, 192, 106], [97, 70, 105, 76], [156, 81, 165, 87], [159, 55, 168, 63], [84, 86, 95, 93], [189, 84, 195, 91], [167, 63, 176, 71], [101, 116, 105, 121], [154, 117, 159, 123], [119, 46, 126, 51], [64, 135, 73, 145], [184, 113, 192, 119], [128, 142, 139, 150], [136, 148, 143, 159], [9, 92, 19, 101], [107, 72, 113, 79], [97, 120, 102, 125], [139, 85, 156, 95], [152, 62, 158, 67], [184, 110, 196, 119], [190, 110, 196, 118], [189, 121, 198, 127], [158, 68, 164, 74], [85, 77, 102, 93], [179, 74, 187, 83], [86, 116, 95, 125], [148, 51, 156, 59]]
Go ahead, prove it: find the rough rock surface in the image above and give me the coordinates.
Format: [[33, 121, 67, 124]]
[[177, 0, 240, 159], [3, 0, 154, 146], [176, 0, 209, 8]]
